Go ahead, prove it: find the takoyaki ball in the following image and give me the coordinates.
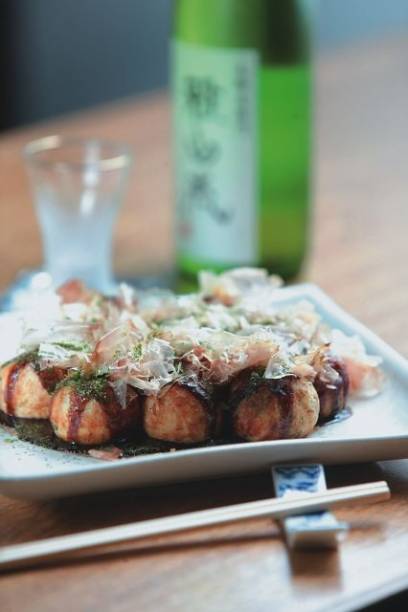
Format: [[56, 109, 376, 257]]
[[314, 357, 349, 422], [144, 380, 220, 444], [0, 360, 65, 419], [50, 382, 142, 445], [231, 374, 319, 442]]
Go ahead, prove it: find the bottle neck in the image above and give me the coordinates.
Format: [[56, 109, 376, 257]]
[[173, 0, 317, 64]]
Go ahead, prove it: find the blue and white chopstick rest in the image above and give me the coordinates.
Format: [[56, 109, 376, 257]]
[[271, 464, 348, 549]]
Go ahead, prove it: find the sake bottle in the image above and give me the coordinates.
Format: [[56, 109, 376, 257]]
[[172, 0, 316, 287]]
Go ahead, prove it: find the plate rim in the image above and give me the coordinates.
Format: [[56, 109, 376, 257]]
[[2, 433, 408, 486]]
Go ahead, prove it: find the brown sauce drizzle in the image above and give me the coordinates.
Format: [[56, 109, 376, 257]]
[[66, 391, 88, 442], [334, 358, 350, 400], [99, 386, 125, 435], [273, 378, 295, 438], [125, 387, 142, 429], [314, 358, 349, 422], [4, 363, 24, 416], [178, 378, 220, 437], [37, 367, 65, 394]]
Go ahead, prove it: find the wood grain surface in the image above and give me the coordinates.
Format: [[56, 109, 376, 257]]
[[1, 35, 408, 612]]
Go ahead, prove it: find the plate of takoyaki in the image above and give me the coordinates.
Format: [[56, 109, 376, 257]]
[[1, 268, 408, 500]]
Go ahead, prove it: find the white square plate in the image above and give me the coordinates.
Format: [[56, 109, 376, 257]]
[[1, 284, 408, 500]]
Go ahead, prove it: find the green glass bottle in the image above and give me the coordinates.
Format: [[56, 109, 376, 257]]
[[172, 0, 315, 289]]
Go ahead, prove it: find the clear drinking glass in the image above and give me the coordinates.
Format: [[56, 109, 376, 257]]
[[24, 135, 133, 293]]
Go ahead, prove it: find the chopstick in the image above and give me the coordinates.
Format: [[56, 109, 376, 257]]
[[0, 480, 389, 572]]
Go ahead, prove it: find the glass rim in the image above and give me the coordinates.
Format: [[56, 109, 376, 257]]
[[23, 135, 133, 171]]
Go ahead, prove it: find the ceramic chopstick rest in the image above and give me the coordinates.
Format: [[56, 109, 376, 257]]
[[271, 464, 348, 549]]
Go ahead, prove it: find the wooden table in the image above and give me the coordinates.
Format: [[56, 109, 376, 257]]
[[1, 35, 408, 612]]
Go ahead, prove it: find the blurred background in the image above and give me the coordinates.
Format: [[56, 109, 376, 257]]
[[0, 0, 407, 341], [1, 0, 408, 132]]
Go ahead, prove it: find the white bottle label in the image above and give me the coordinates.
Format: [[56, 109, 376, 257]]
[[173, 41, 259, 265]]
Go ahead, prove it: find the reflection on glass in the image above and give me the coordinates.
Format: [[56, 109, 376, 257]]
[[24, 136, 133, 292]]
